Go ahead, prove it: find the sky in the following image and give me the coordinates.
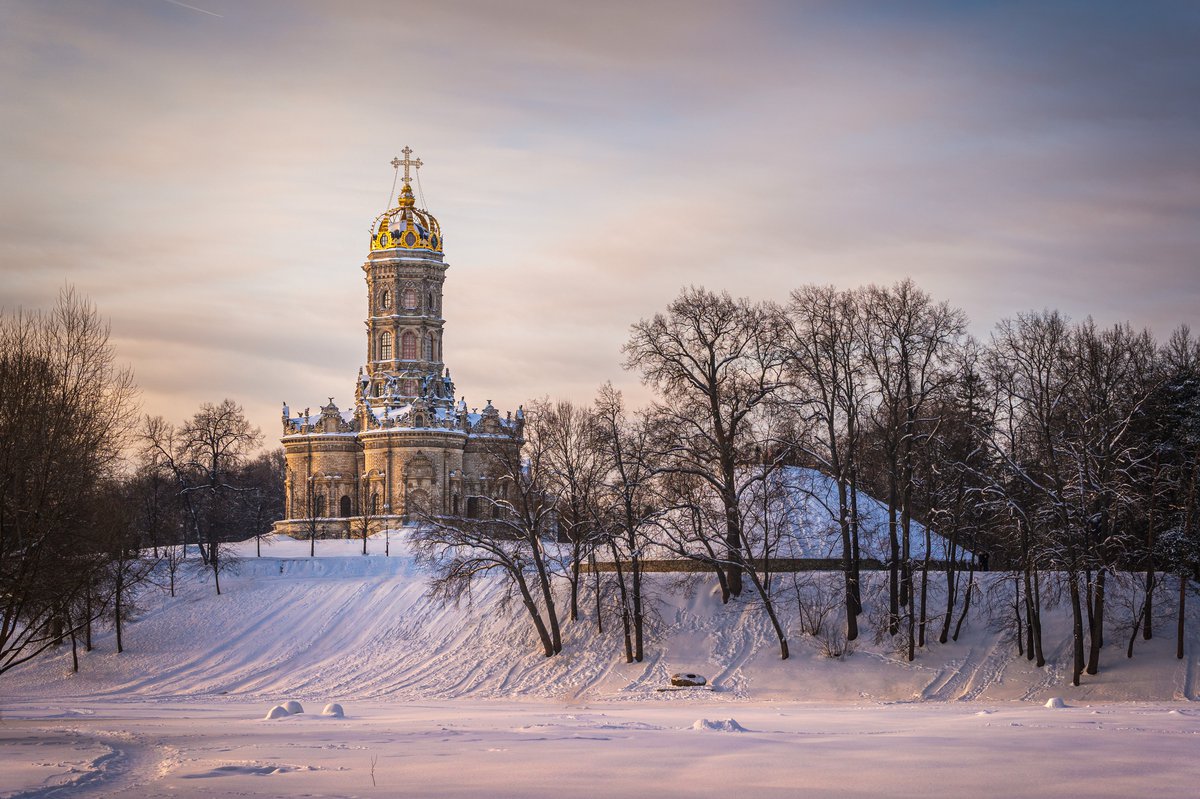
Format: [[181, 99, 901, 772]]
[[1, 0, 1198, 444]]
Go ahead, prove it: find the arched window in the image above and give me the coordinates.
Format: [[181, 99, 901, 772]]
[[371, 492, 380, 516], [380, 332, 393, 360], [423, 332, 434, 361], [312, 494, 325, 517], [403, 288, 418, 310], [339, 495, 352, 517], [401, 331, 417, 359], [380, 289, 392, 310], [402, 378, 418, 396]]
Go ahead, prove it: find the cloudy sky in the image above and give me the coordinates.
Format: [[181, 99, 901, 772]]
[[2, 0, 1197, 442]]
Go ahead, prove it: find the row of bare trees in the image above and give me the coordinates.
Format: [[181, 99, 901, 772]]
[[415, 282, 1199, 680], [0, 289, 140, 675], [1, 289, 286, 675]]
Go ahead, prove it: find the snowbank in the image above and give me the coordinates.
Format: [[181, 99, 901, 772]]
[[1, 534, 1195, 705]]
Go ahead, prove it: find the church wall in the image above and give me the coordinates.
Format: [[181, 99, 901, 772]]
[[283, 435, 359, 518], [360, 429, 466, 517]]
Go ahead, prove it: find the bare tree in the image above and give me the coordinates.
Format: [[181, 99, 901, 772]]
[[536, 399, 604, 624], [781, 285, 871, 641], [0, 288, 139, 675], [624, 286, 785, 600], [141, 400, 261, 594], [859, 279, 966, 660], [593, 384, 665, 662], [411, 415, 562, 656]]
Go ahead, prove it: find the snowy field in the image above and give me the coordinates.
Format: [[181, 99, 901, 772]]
[[3, 699, 1199, 798], [2, 534, 1199, 797]]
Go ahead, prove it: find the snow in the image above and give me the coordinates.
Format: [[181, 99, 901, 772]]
[[264, 704, 290, 720], [691, 717, 748, 732], [282, 700, 304, 714], [1, 533, 1198, 797]]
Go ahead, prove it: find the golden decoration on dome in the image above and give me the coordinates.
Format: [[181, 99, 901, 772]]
[[371, 147, 443, 253]]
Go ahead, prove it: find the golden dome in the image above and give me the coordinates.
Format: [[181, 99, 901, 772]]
[[370, 185, 444, 253], [371, 148, 443, 253]]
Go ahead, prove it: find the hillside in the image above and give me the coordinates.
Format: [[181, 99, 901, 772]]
[[3, 533, 1196, 706]]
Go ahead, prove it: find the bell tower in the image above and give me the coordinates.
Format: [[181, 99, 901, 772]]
[[359, 147, 456, 422]]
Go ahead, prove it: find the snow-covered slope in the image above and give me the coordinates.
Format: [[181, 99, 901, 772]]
[[2, 534, 1195, 705], [767, 466, 967, 561]]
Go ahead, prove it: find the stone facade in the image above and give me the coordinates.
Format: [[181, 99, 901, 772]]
[[274, 156, 522, 537]]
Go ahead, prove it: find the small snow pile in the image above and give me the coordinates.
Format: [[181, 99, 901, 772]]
[[691, 718, 748, 733], [1044, 697, 1068, 709], [264, 705, 291, 720], [321, 703, 345, 718], [283, 700, 305, 714]]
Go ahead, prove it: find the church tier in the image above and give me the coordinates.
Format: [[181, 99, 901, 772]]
[[274, 149, 523, 538]]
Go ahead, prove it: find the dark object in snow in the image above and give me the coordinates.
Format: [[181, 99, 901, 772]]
[[670, 673, 707, 687]]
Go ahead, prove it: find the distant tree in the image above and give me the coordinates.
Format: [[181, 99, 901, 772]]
[[535, 399, 605, 625], [141, 400, 261, 594], [593, 384, 664, 662], [236, 448, 285, 557]]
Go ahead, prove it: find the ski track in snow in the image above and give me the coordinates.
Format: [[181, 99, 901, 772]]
[[1, 728, 163, 799]]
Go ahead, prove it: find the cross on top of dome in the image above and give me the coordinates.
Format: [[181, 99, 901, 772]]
[[390, 146, 422, 188]]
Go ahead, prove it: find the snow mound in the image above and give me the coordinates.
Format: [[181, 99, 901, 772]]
[[264, 705, 290, 720], [691, 718, 748, 732], [321, 703, 345, 718], [1044, 697, 1067, 709], [283, 700, 304, 714]]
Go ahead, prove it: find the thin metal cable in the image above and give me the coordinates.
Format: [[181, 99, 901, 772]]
[[415, 168, 427, 209]]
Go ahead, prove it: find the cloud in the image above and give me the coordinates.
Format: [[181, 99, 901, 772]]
[[1, 0, 1197, 440]]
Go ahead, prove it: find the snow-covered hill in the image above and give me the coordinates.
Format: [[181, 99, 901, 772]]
[[2, 534, 1196, 705]]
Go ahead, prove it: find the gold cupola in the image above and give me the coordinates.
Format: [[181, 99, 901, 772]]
[[370, 147, 443, 253]]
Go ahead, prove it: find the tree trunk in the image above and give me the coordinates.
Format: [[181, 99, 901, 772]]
[[84, 588, 93, 652], [1086, 567, 1106, 675], [1014, 576, 1024, 657], [952, 555, 975, 642], [591, 552, 603, 634], [919, 516, 931, 648], [609, 540, 633, 663], [1069, 573, 1084, 686], [849, 464, 863, 616], [211, 544, 222, 596], [115, 573, 124, 654], [569, 538, 582, 623], [515, 571, 555, 658], [631, 545, 644, 662], [1178, 574, 1186, 660], [888, 474, 900, 635], [530, 537, 561, 653], [1142, 569, 1155, 641], [744, 567, 788, 660]]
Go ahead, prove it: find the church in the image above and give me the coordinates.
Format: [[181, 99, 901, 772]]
[[274, 149, 524, 537]]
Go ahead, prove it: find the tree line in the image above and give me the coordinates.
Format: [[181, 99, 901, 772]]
[[416, 281, 1199, 686], [0, 289, 283, 676]]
